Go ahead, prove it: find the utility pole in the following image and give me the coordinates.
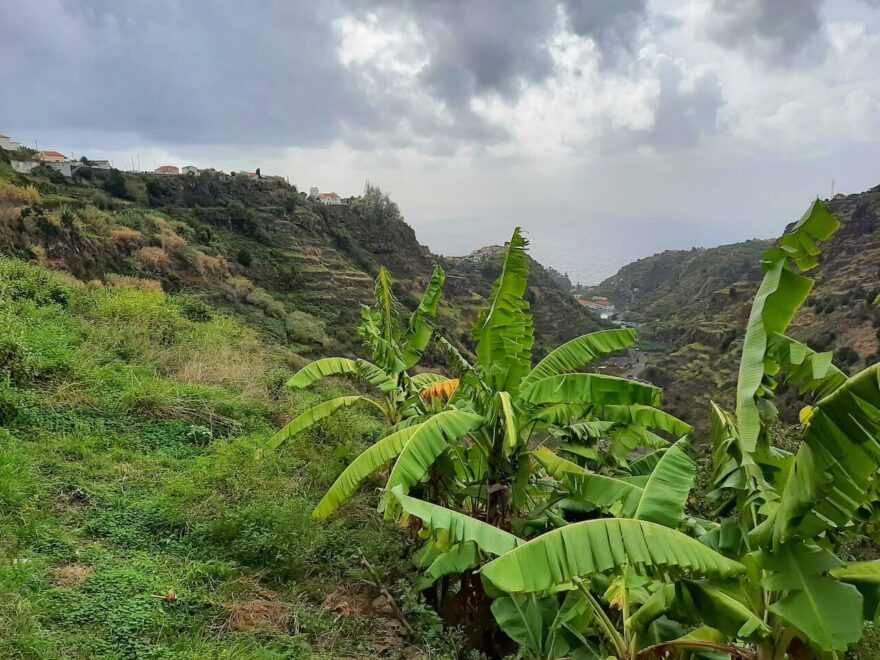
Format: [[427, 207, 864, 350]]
[[831, 177, 835, 198], [131, 156, 135, 172], [137, 154, 141, 172]]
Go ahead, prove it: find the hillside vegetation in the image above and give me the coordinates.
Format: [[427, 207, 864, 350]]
[[0, 158, 599, 362], [586, 187, 880, 433]]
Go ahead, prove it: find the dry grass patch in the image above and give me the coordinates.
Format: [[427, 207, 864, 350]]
[[106, 274, 163, 292], [220, 600, 293, 634], [136, 246, 171, 271], [51, 564, 94, 587]]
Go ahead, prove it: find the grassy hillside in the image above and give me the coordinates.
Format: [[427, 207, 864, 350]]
[[0, 257, 464, 658]]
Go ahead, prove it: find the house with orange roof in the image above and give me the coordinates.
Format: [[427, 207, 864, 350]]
[[38, 150, 67, 163], [154, 165, 180, 175]]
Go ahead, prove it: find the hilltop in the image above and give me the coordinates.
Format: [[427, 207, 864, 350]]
[[0, 155, 600, 361]]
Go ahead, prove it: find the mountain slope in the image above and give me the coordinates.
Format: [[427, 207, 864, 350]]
[[584, 186, 880, 435], [0, 159, 600, 362]]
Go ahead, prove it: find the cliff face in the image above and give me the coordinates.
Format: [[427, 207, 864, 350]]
[[0, 164, 598, 360]]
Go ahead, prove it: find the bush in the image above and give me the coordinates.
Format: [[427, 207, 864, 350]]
[[236, 249, 253, 267], [135, 246, 170, 271], [101, 169, 130, 199], [837, 345, 860, 367], [284, 310, 329, 346], [176, 295, 213, 323]]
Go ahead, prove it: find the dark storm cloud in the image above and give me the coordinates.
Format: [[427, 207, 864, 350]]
[[0, 0, 377, 146], [560, 0, 648, 65], [0, 0, 714, 153], [705, 0, 826, 66]]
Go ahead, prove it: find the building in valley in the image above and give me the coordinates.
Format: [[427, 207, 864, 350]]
[[578, 295, 616, 318]]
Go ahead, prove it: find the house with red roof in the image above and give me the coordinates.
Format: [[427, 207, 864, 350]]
[[154, 165, 180, 175]]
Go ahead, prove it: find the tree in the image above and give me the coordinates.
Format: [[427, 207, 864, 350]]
[[102, 168, 130, 199]]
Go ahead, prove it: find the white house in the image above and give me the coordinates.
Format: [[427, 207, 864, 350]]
[[182, 166, 200, 176], [578, 296, 616, 318], [0, 134, 22, 152], [89, 160, 112, 170], [317, 192, 344, 205]]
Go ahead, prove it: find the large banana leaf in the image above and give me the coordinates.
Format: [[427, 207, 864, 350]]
[[766, 332, 846, 399], [521, 328, 637, 390], [496, 391, 519, 455], [312, 422, 425, 519], [522, 373, 661, 408], [534, 446, 643, 514], [473, 228, 534, 394], [592, 404, 692, 437], [392, 487, 521, 556], [410, 372, 450, 389], [360, 306, 406, 373], [374, 266, 402, 344], [631, 438, 695, 528], [830, 560, 880, 585], [762, 543, 863, 653], [481, 518, 744, 593], [384, 409, 483, 495], [402, 265, 445, 368], [286, 357, 397, 392], [770, 364, 880, 545], [261, 395, 380, 454], [629, 580, 769, 642], [735, 200, 839, 452]]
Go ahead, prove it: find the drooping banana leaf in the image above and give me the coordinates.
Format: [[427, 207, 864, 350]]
[[631, 438, 695, 528], [534, 446, 643, 514], [521, 328, 637, 390], [592, 404, 692, 437], [402, 265, 445, 368], [285, 357, 397, 392], [629, 580, 769, 642], [312, 422, 425, 519], [628, 449, 666, 476], [424, 541, 482, 581], [609, 425, 669, 459], [473, 227, 535, 394], [261, 395, 381, 454], [391, 487, 521, 556], [766, 332, 846, 399], [761, 543, 863, 653], [522, 373, 661, 408], [768, 364, 880, 546], [735, 200, 839, 452], [830, 560, 880, 585], [410, 372, 450, 389], [481, 518, 744, 593], [383, 409, 484, 496]]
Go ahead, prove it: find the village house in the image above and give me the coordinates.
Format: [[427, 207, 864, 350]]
[[38, 150, 66, 163], [154, 165, 180, 175], [182, 165, 199, 176], [578, 295, 616, 317], [317, 192, 345, 205], [88, 160, 112, 170], [0, 134, 22, 152], [10, 159, 38, 174]]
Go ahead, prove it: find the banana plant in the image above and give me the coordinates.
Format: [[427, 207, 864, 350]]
[[261, 265, 449, 454], [645, 200, 880, 658]]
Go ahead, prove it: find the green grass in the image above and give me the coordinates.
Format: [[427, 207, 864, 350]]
[[0, 257, 453, 658]]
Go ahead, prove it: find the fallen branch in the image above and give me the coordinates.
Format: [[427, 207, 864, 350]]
[[359, 552, 413, 635]]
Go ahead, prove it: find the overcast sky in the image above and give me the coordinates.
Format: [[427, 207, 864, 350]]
[[3, 0, 879, 283]]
